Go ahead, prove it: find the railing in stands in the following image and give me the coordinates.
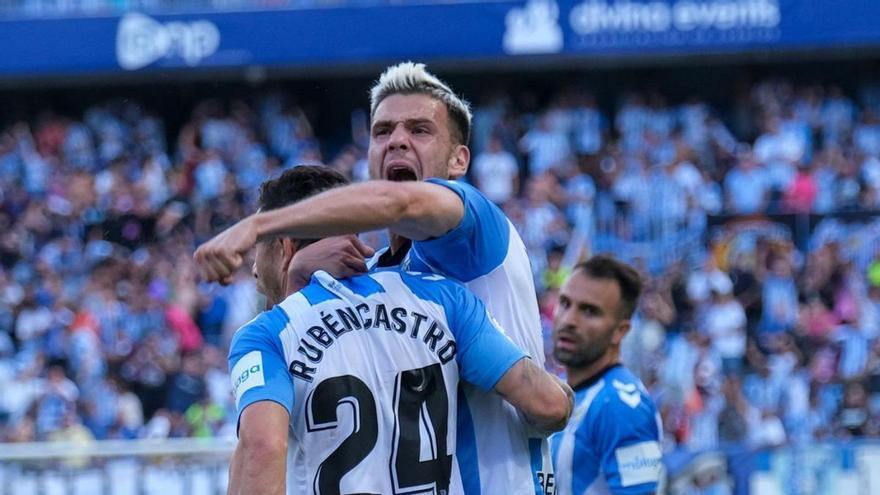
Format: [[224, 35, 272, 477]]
[[0, 438, 235, 495]]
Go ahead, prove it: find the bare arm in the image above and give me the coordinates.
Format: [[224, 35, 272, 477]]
[[494, 358, 574, 434], [254, 180, 464, 242], [228, 401, 289, 495], [194, 180, 463, 283]]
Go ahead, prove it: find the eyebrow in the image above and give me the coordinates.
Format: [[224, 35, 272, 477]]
[[579, 302, 602, 312], [371, 118, 436, 129]]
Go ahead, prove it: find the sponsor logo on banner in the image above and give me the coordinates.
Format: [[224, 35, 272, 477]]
[[568, 0, 781, 47], [504, 0, 564, 54], [116, 13, 220, 70], [570, 0, 780, 34]]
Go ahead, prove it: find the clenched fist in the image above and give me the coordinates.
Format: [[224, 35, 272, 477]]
[[193, 216, 260, 285]]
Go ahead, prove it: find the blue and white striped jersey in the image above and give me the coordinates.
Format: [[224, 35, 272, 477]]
[[369, 178, 552, 495], [228, 270, 526, 495], [551, 365, 664, 495]]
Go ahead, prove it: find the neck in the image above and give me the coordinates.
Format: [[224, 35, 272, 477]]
[[389, 232, 409, 254], [566, 348, 620, 389]]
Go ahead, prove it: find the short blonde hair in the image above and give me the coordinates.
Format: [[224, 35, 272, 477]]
[[370, 62, 472, 145]]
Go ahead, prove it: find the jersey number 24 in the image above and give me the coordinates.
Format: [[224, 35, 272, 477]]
[[306, 363, 453, 495]]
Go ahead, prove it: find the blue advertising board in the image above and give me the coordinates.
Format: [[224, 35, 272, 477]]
[[0, 0, 879, 77]]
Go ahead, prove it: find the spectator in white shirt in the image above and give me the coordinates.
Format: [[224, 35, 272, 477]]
[[753, 116, 803, 196], [748, 408, 787, 448], [472, 135, 519, 204], [704, 285, 748, 375], [687, 256, 734, 308], [519, 113, 571, 176]]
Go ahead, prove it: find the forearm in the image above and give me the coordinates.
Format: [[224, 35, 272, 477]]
[[230, 402, 290, 495], [254, 181, 462, 242], [227, 442, 286, 495], [227, 446, 243, 495], [495, 358, 574, 433]]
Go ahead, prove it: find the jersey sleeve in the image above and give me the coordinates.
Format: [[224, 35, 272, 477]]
[[444, 282, 526, 390], [590, 391, 664, 494], [228, 312, 294, 434], [410, 179, 510, 282]]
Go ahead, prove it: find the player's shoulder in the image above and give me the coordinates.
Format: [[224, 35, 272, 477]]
[[425, 178, 501, 213], [229, 305, 288, 355], [425, 177, 475, 196], [592, 365, 656, 416], [393, 269, 471, 301]]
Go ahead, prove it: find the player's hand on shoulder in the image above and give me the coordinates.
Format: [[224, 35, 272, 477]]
[[287, 235, 375, 291], [193, 216, 259, 285]]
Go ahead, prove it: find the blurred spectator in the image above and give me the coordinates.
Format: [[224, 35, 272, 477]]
[[703, 285, 747, 375], [724, 148, 770, 214], [758, 255, 799, 338], [687, 257, 733, 310], [783, 162, 818, 213], [747, 408, 787, 448], [836, 381, 869, 437], [47, 410, 95, 468], [717, 376, 749, 444], [519, 113, 570, 175], [472, 135, 519, 204], [35, 363, 79, 438]]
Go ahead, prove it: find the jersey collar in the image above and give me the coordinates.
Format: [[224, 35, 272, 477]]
[[570, 363, 622, 392], [376, 239, 412, 268]]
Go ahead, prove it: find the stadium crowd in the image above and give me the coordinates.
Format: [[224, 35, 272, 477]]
[[1, 76, 880, 456]]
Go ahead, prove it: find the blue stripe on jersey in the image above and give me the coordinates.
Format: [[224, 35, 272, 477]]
[[529, 439, 543, 495], [337, 274, 386, 297], [411, 179, 510, 282], [299, 282, 339, 306], [273, 305, 291, 324], [228, 306, 294, 432], [456, 387, 481, 495]]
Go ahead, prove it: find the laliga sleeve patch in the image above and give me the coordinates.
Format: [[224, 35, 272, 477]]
[[614, 441, 663, 487], [231, 351, 265, 408]]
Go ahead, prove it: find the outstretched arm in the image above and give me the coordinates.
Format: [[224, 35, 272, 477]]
[[257, 180, 464, 243], [228, 401, 289, 495], [194, 180, 463, 283]]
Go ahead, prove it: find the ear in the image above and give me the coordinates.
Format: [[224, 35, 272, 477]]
[[612, 320, 631, 346], [280, 238, 297, 274], [447, 144, 470, 179]]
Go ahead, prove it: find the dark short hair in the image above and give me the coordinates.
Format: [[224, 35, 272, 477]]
[[257, 165, 349, 244], [258, 165, 349, 211], [574, 255, 643, 319]]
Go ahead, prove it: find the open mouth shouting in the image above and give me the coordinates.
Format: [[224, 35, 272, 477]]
[[385, 162, 419, 182]]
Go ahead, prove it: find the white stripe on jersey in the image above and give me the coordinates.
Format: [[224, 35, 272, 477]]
[[277, 292, 310, 372], [555, 381, 605, 495], [456, 222, 548, 494]]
